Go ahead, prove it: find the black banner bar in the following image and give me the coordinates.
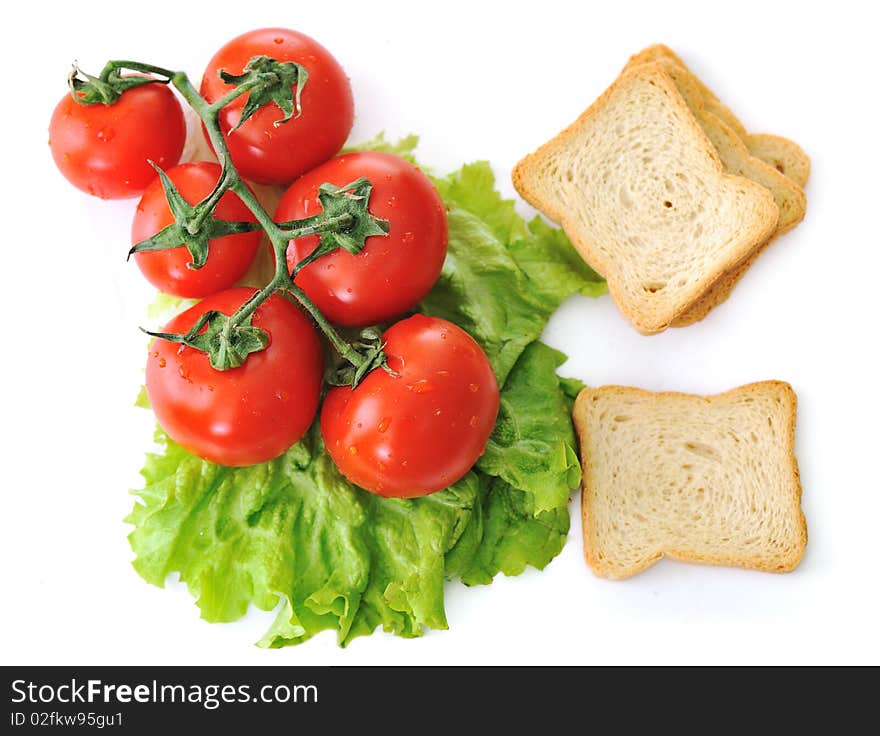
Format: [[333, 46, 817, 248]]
[[2, 666, 864, 730]]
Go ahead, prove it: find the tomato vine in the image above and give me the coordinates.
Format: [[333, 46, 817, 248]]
[[69, 58, 392, 383]]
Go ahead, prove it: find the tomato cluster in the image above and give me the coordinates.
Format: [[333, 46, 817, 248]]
[[50, 29, 500, 498]]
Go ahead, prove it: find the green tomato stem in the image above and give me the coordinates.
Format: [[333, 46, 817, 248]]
[[70, 57, 389, 380], [87, 59, 387, 379], [164, 70, 375, 374], [185, 169, 235, 235], [102, 60, 178, 81], [206, 81, 262, 116]]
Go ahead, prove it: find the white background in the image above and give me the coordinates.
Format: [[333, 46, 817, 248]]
[[2, 0, 878, 665]]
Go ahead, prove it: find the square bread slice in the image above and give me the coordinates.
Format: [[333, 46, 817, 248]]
[[626, 45, 811, 187], [574, 381, 807, 579], [513, 63, 779, 334]]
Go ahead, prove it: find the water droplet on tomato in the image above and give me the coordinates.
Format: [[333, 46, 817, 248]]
[[275, 389, 289, 401], [348, 445, 358, 456], [469, 383, 479, 393], [178, 366, 189, 379], [434, 408, 443, 416], [469, 415, 479, 428], [378, 417, 391, 433], [402, 231, 414, 243], [436, 369, 450, 377], [96, 127, 115, 142], [356, 421, 363, 429], [386, 196, 397, 208], [158, 357, 166, 368], [273, 37, 284, 44], [407, 379, 434, 393], [440, 331, 448, 340]]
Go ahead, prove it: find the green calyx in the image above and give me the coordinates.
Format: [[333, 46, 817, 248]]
[[68, 64, 165, 105], [128, 164, 259, 269], [325, 328, 396, 388], [145, 310, 269, 371], [219, 55, 309, 131], [315, 178, 390, 253], [286, 178, 391, 276]]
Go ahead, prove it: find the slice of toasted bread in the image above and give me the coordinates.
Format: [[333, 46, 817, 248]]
[[574, 381, 807, 579], [512, 63, 779, 334], [626, 45, 811, 187]]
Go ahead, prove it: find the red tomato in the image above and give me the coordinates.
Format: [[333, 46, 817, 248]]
[[49, 82, 185, 199], [131, 162, 261, 298], [200, 28, 354, 185], [146, 288, 324, 466], [279, 152, 448, 327], [321, 315, 499, 497]]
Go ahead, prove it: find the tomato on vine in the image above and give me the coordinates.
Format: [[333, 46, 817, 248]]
[[321, 315, 500, 498], [131, 162, 261, 298], [58, 38, 493, 496], [145, 288, 324, 467], [280, 152, 448, 327], [200, 28, 354, 185], [49, 81, 185, 199]]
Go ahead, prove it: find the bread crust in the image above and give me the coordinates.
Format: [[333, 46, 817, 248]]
[[513, 64, 779, 335], [626, 45, 811, 187], [746, 133, 811, 188], [574, 381, 808, 579]]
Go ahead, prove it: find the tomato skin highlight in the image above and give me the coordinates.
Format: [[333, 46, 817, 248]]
[[145, 288, 324, 467], [279, 152, 448, 327], [131, 162, 262, 298], [200, 28, 354, 185], [49, 83, 185, 199], [321, 315, 500, 498]]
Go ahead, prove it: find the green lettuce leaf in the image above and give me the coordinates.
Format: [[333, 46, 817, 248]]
[[128, 426, 479, 647], [477, 342, 581, 514], [344, 132, 419, 163], [128, 136, 605, 647], [459, 477, 570, 586]]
